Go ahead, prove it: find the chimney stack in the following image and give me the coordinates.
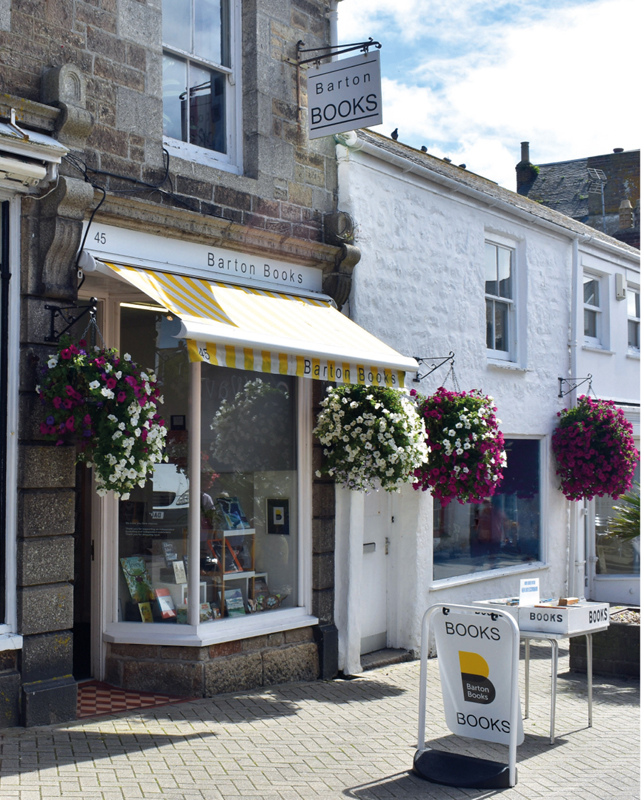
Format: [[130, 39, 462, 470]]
[[516, 141, 537, 194], [619, 199, 634, 230]]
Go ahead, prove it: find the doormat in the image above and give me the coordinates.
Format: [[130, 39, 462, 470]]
[[77, 680, 191, 719]]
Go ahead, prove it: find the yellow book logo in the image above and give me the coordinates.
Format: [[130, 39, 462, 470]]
[[459, 651, 496, 705]]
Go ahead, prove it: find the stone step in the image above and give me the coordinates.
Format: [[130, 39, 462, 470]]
[[361, 648, 413, 671]]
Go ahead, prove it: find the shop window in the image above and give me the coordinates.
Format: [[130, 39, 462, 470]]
[[627, 287, 640, 352], [116, 304, 298, 625], [485, 241, 515, 360], [162, 0, 241, 170], [433, 439, 541, 581]]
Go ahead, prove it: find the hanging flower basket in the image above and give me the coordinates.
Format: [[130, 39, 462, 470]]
[[37, 335, 167, 499], [412, 386, 506, 506], [552, 395, 639, 501], [313, 385, 428, 492]]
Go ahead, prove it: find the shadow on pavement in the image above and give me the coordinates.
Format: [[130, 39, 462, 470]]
[[556, 672, 640, 706], [345, 769, 502, 799]]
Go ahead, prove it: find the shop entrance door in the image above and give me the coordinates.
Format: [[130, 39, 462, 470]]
[[359, 491, 391, 655], [587, 490, 640, 605]]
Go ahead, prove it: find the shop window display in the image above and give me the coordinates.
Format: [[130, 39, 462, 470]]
[[117, 305, 298, 624], [433, 439, 541, 580]]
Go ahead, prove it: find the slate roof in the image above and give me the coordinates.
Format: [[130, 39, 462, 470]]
[[355, 131, 639, 259], [520, 157, 590, 222]]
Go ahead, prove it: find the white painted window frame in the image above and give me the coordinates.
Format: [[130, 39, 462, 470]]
[[162, 0, 243, 176], [429, 434, 548, 589], [0, 191, 22, 651], [627, 284, 640, 353], [101, 293, 315, 648], [485, 232, 524, 366], [582, 270, 606, 349]]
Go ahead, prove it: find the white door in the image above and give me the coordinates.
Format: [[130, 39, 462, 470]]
[[588, 489, 640, 605], [359, 490, 391, 655]]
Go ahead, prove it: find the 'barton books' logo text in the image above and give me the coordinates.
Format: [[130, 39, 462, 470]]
[[459, 651, 496, 705]]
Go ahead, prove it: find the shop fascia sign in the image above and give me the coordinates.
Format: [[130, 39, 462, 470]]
[[307, 50, 383, 140], [80, 222, 323, 293]]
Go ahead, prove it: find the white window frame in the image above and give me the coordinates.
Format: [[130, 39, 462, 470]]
[[101, 295, 316, 649], [627, 284, 640, 353], [583, 272, 604, 348], [430, 435, 547, 589], [162, 0, 243, 176], [0, 191, 21, 651], [485, 235, 519, 363]]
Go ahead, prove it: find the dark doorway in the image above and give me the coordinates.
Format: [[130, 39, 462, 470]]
[[73, 459, 93, 680]]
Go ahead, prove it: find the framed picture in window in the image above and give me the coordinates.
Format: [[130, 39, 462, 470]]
[[267, 498, 289, 535]]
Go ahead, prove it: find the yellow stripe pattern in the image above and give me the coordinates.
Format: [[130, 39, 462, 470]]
[[106, 262, 409, 388]]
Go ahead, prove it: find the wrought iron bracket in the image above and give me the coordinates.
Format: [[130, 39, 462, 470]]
[[558, 374, 592, 398], [413, 352, 455, 383], [44, 297, 98, 343], [293, 38, 381, 67]]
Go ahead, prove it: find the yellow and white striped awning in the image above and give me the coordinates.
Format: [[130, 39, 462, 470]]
[[106, 262, 417, 388]]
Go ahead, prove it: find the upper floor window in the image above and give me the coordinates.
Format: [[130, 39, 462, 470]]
[[583, 274, 602, 346], [627, 287, 640, 351], [485, 242, 514, 360], [162, 0, 240, 169]]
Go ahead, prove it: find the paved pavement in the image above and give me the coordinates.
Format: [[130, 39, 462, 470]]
[[0, 643, 639, 800]]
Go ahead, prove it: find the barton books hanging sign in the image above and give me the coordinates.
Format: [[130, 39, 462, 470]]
[[434, 609, 525, 746], [307, 50, 383, 139]]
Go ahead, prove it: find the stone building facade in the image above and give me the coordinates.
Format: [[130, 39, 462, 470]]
[[0, 0, 382, 727]]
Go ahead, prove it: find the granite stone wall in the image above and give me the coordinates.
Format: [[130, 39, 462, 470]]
[[1, 0, 341, 726]]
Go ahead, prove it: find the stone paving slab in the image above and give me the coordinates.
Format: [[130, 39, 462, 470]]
[[0, 644, 639, 799]]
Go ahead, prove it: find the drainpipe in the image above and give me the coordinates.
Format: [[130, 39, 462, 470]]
[[329, 0, 340, 51], [569, 237, 587, 599]]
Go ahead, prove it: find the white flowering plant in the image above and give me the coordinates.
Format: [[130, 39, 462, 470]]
[[37, 335, 167, 499], [313, 385, 429, 492]]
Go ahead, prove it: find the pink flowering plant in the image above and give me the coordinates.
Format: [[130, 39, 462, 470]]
[[552, 395, 638, 501], [412, 386, 507, 506], [37, 335, 167, 499], [314, 385, 428, 492]]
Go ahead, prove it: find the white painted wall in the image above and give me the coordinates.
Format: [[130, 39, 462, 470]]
[[576, 248, 640, 404], [335, 135, 639, 658]]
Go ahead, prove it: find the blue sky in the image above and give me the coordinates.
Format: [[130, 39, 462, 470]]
[[337, 0, 639, 188]]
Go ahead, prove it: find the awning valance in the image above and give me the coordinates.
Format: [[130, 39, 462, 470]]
[[105, 262, 417, 387]]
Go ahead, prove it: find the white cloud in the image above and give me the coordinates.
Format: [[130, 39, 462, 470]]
[[339, 0, 640, 188]]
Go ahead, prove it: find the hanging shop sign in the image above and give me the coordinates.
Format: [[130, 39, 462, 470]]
[[307, 50, 383, 140], [433, 609, 524, 747], [81, 222, 323, 292]]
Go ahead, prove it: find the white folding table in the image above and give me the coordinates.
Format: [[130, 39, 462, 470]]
[[521, 626, 608, 744]]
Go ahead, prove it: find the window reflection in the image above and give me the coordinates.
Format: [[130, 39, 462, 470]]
[[433, 439, 541, 580]]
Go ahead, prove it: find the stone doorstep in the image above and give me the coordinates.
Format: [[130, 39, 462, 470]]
[[361, 648, 413, 672]]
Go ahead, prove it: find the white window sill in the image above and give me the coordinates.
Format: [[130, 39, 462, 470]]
[[0, 633, 22, 652], [486, 359, 529, 373], [104, 608, 318, 648], [430, 561, 549, 591], [626, 350, 640, 360], [582, 345, 615, 355], [163, 136, 242, 177]]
